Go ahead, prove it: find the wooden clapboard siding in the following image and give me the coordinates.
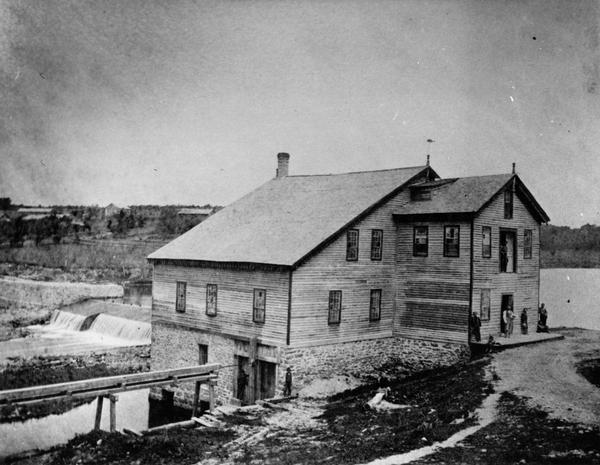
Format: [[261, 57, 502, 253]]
[[152, 264, 289, 346], [289, 180, 425, 347], [394, 221, 471, 343], [472, 190, 540, 340]]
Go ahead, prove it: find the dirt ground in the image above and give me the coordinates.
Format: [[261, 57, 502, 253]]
[[10, 329, 600, 465]]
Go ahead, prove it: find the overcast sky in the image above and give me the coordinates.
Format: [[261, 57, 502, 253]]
[[1, 0, 598, 226]]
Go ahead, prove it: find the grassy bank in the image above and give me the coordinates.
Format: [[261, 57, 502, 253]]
[[0, 240, 161, 283], [0, 298, 53, 341]]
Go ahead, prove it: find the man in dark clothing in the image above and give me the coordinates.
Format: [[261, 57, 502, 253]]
[[283, 367, 293, 396], [237, 369, 248, 402], [470, 311, 481, 342]]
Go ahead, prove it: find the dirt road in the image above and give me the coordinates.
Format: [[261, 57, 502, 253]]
[[492, 328, 600, 425]]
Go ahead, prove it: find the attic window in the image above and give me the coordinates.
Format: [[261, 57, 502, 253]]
[[370, 229, 383, 261], [411, 188, 431, 201], [504, 190, 513, 219], [346, 229, 359, 261]]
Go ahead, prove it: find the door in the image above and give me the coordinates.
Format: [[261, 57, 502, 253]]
[[257, 361, 277, 400], [235, 356, 251, 405]]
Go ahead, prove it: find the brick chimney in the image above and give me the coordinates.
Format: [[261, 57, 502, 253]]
[[276, 152, 290, 178]]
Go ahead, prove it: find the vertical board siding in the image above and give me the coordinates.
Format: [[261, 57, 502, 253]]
[[153, 264, 290, 346], [472, 191, 540, 340], [394, 221, 471, 343], [290, 175, 428, 347]]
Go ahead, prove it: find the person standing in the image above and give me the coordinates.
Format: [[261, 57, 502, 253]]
[[237, 369, 248, 403], [506, 306, 515, 338], [501, 308, 508, 337], [470, 311, 481, 342], [520, 308, 528, 335], [283, 367, 293, 396]]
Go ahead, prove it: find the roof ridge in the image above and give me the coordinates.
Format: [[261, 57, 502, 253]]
[[285, 165, 427, 178]]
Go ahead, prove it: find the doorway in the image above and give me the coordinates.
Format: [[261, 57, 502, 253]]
[[499, 230, 517, 272], [234, 356, 277, 404], [500, 294, 513, 334]]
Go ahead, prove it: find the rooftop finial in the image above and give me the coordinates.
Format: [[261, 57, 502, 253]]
[[426, 138, 434, 167], [512, 162, 516, 174]]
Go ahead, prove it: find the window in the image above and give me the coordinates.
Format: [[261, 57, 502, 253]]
[[499, 230, 517, 272], [413, 226, 429, 257], [253, 289, 266, 323], [346, 229, 359, 261], [175, 281, 187, 313], [443, 226, 460, 257], [369, 289, 382, 321], [524, 229, 532, 259], [480, 289, 491, 321], [206, 284, 218, 316], [482, 226, 492, 258], [328, 290, 342, 324], [198, 344, 208, 365], [504, 189, 513, 219], [371, 229, 383, 261]]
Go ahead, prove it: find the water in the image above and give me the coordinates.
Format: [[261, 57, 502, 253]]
[[49, 310, 88, 331], [88, 313, 152, 342], [540, 268, 600, 330]]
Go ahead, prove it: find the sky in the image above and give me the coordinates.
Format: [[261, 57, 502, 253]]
[[0, 0, 598, 227]]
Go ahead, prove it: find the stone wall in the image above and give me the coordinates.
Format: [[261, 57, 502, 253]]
[[281, 337, 470, 392], [151, 323, 236, 407], [151, 322, 469, 407]]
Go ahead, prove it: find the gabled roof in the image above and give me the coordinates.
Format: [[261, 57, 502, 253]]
[[148, 165, 430, 266], [396, 173, 550, 222]]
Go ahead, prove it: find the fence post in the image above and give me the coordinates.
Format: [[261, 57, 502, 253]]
[[108, 394, 118, 432], [94, 396, 104, 430], [192, 381, 201, 417], [209, 380, 216, 412]]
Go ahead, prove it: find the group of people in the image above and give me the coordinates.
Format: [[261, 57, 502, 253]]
[[469, 302, 550, 343]]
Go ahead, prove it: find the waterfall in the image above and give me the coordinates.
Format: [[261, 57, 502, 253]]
[[87, 314, 151, 342], [49, 310, 88, 331]]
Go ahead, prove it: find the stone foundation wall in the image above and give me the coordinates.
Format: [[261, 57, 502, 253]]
[[152, 322, 469, 407], [151, 323, 236, 407], [280, 337, 470, 391]]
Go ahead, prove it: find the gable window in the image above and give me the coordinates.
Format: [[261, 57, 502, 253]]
[[480, 289, 491, 321], [443, 226, 460, 257], [346, 229, 359, 261], [371, 229, 383, 261], [413, 226, 429, 257], [482, 226, 492, 258], [328, 290, 342, 325], [504, 189, 513, 219], [206, 284, 218, 316], [369, 289, 382, 321], [253, 289, 266, 323], [175, 281, 187, 313], [499, 230, 517, 272], [524, 229, 532, 259]]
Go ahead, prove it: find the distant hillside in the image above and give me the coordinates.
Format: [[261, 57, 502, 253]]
[[541, 224, 600, 268]]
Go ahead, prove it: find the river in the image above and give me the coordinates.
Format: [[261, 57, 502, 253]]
[[540, 268, 600, 331]]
